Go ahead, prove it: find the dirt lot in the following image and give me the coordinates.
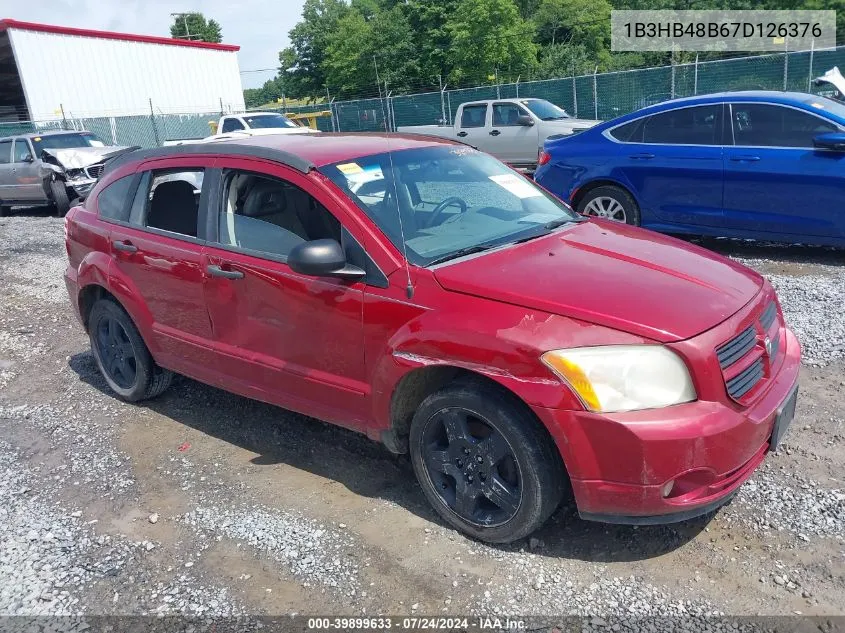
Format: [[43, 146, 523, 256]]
[[0, 212, 843, 629]]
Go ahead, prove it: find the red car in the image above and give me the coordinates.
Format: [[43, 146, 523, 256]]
[[64, 134, 800, 543]]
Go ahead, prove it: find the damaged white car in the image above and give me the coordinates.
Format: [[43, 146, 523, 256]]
[[0, 130, 135, 217]]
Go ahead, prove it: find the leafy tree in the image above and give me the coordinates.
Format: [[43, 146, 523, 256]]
[[283, 0, 350, 98], [169, 12, 222, 43], [445, 0, 538, 85], [536, 43, 593, 78], [534, 0, 611, 57]]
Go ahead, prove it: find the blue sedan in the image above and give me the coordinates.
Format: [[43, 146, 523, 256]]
[[534, 91, 845, 247]]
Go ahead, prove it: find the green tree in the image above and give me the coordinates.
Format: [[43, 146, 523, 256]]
[[445, 0, 538, 85], [536, 42, 593, 78], [169, 12, 222, 43], [283, 0, 350, 98], [533, 0, 611, 56]]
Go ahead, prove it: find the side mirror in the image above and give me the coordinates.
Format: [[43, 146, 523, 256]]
[[516, 115, 535, 127], [813, 131, 845, 151], [287, 239, 366, 280], [21, 154, 33, 163]]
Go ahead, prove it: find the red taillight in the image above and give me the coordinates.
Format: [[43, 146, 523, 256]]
[[537, 151, 551, 166]]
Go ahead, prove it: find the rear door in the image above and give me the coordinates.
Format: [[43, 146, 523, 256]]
[[105, 157, 219, 377], [455, 103, 491, 150], [722, 102, 845, 238], [614, 104, 725, 227], [201, 157, 371, 427], [489, 102, 539, 164], [11, 139, 43, 201]]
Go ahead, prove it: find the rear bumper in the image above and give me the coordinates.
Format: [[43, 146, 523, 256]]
[[533, 327, 801, 522]]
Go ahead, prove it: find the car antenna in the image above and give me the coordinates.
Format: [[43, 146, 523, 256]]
[[384, 114, 415, 299]]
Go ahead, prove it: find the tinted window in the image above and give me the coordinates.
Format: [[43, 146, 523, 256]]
[[460, 105, 487, 128], [609, 119, 644, 142], [521, 99, 570, 121], [217, 171, 341, 259], [97, 175, 135, 222], [641, 105, 721, 145], [731, 103, 837, 147], [31, 133, 104, 155], [492, 103, 528, 126], [144, 170, 204, 237], [221, 118, 245, 133], [0, 141, 11, 164], [13, 140, 32, 162]]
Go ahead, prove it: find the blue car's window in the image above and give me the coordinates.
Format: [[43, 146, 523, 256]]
[[641, 105, 722, 145], [609, 119, 644, 142], [731, 103, 837, 148], [320, 146, 579, 266]]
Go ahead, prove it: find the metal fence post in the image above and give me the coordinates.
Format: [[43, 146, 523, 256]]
[[694, 54, 699, 95], [60, 104, 68, 130], [783, 40, 789, 91], [808, 39, 815, 92], [572, 77, 578, 118], [446, 91, 452, 125], [593, 66, 598, 119], [149, 98, 161, 147], [670, 48, 676, 99]]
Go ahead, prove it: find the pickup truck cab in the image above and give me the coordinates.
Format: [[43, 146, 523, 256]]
[[165, 112, 316, 146], [64, 134, 800, 544], [398, 99, 600, 169]]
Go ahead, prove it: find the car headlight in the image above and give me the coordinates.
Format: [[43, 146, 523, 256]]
[[541, 345, 696, 413]]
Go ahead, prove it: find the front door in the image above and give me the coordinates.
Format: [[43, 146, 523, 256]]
[[106, 158, 218, 375], [201, 158, 369, 427], [489, 102, 539, 164], [12, 139, 43, 201], [722, 102, 845, 238]]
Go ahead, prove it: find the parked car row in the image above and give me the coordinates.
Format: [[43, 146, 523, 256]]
[[64, 131, 800, 544]]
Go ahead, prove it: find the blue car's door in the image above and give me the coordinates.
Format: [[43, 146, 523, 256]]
[[723, 102, 845, 239], [613, 103, 725, 228]]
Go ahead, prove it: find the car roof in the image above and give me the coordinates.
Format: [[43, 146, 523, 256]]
[[107, 132, 461, 174], [630, 90, 828, 115], [0, 129, 95, 142]]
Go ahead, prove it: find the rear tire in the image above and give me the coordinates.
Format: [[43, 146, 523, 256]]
[[409, 380, 565, 544], [88, 298, 173, 402], [50, 180, 70, 217], [577, 185, 640, 226], [0, 205, 7, 218]]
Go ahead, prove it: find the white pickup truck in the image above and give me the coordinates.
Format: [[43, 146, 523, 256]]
[[165, 112, 317, 146], [397, 98, 599, 169]]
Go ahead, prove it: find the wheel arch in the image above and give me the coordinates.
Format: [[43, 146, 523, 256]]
[[571, 178, 639, 212]]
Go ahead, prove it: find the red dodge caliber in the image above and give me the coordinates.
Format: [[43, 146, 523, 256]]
[[64, 134, 800, 543]]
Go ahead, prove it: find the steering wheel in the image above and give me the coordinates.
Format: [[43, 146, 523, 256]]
[[427, 196, 468, 228]]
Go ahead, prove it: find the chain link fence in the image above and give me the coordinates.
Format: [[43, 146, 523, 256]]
[[3, 46, 844, 147]]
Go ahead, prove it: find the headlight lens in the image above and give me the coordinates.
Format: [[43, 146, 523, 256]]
[[541, 345, 696, 413]]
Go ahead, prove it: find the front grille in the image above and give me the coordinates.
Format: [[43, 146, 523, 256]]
[[726, 358, 765, 398], [716, 300, 781, 402], [85, 164, 104, 179], [716, 326, 756, 369]]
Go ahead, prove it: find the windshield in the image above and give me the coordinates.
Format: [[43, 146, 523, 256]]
[[320, 146, 579, 266], [243, 114, 298, 129], [803, 95, 845, 120], [32, 133, 105, 154], [522, 99, 571, 121]]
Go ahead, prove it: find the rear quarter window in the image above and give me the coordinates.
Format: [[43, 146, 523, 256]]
[[97, 175, 135, 222], [608, 119, 644, 142]]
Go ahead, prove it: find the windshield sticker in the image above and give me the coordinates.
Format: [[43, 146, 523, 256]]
[[336, 162, 364, 175], [488, 174, 543, 199], [809, 102, 825, 109]]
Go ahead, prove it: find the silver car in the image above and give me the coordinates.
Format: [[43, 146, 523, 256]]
[[0, 131, 133, 217]]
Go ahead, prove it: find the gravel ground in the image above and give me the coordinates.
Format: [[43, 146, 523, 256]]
[[0, 213, 843, 628]]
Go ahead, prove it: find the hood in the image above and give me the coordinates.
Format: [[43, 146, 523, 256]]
[[542, 118, 601, 132], [432, 220, 763, 342], [42, 146, 135, 169]]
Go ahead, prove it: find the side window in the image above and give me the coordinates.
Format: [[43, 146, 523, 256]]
[[221, 118, 245, 133], [97, 175, 135, 222], [144, 170, 204, 237], [13, 140, 32, 163], [218, 171, 341, 260], [460, 105, 488, 128], [609, 119, 644, 142], [731, 104, 837, 148], [0, 140, 12, 164], [641, 105, 721, 145], [492, 103, 528, 126]]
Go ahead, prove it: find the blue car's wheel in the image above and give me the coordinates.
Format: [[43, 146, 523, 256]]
[[577, 186, 640, 226]]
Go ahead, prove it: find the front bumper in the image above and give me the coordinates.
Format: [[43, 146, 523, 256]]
[[533, 326, 801, 523]]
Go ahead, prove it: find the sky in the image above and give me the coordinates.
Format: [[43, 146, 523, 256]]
[[0, 0, 307, 88]]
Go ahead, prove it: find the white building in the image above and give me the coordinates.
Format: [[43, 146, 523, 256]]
[[0, 18, 245, 121]]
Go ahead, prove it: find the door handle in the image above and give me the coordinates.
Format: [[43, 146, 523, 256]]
[[112, 240, 138, 253], [489, 129, 501, 136], [730, 155, 761, 162], [629, 153, 655, 159], [207, 264, 244, 280], [456, 131, 468, 138]]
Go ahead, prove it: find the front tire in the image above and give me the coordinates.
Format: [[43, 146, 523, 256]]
[[577, 185, 640, 226], [0, 204, 8, 218], [50, 180, 70, 217], [88, 299, 173, 402], [409, 380, 565, 544]]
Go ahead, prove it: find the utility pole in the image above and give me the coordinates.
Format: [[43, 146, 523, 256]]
[[170, 13, 196, 41]]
